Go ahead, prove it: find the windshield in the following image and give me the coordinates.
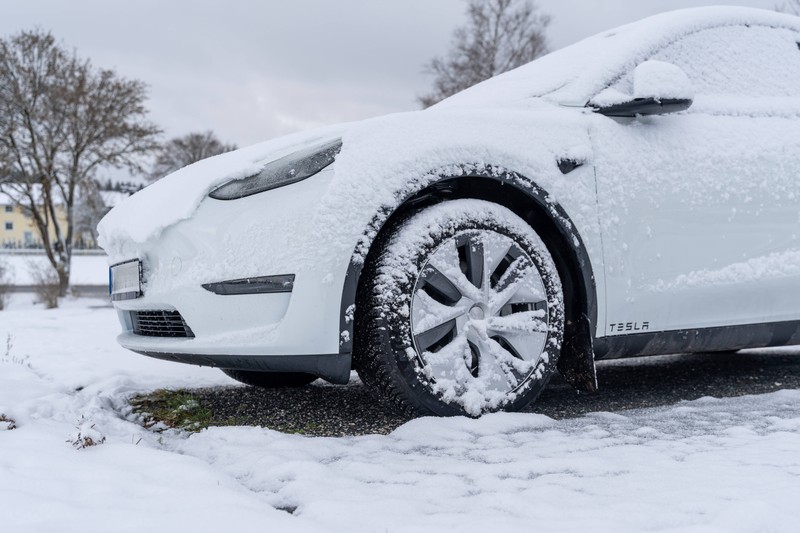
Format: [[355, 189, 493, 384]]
[[433, 7, 800, 109]]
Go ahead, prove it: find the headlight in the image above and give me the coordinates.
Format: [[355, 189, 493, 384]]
[[209, 138, 342, 200]]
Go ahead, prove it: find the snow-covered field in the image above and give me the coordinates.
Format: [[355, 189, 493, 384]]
[[1, 295, 799, 532], [0, 252, 108, 286]]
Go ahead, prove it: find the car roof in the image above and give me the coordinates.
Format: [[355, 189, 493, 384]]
[[435, 6, 800, 109]]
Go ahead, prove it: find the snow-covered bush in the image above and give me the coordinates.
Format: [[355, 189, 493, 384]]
[[0, 414, 16, 431], [0, 258, 10, 310], [27, 261, 60, 309], [69, 416, 106, 449]]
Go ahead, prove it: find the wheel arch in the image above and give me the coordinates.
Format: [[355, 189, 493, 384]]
[[339, 165, 599, 391]]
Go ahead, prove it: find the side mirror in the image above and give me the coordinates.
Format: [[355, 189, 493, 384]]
[[593, 61, 695, 118]]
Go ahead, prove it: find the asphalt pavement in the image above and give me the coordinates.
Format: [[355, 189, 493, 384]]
[[189, 348, 800, 437]]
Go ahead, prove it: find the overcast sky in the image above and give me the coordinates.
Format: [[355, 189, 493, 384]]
[[1, 0, 784, 148]]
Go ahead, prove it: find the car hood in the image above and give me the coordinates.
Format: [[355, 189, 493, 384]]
[[99, 98, 590, 255], [98, 99, 596, 260]]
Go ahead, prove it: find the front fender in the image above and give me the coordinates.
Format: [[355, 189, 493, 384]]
[[338, 164, 599, 392]]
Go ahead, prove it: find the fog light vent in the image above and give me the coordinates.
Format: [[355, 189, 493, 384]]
[[131, 310, 194, 338]]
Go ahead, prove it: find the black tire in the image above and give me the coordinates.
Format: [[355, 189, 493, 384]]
[[221, 369, 317, 388], [354, 199, 564, 417]]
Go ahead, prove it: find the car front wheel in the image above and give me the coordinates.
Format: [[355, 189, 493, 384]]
[[354, 199, 564, 416]]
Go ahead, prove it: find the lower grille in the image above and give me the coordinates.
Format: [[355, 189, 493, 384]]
[[131, 310, 194, 338]]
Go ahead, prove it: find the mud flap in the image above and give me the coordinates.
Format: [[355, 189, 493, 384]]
[[557, 313, 598, 392]]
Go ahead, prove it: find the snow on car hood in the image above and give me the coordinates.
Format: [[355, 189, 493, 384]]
[[97, 122, 350, 248], [99, 99, 593, 268]]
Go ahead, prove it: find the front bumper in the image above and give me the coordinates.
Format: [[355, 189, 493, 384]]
[[123, 342, 351, 384], [109, 167, 354, 382]]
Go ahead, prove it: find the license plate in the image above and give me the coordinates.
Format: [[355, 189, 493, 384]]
[[110, 260, 142, 301]]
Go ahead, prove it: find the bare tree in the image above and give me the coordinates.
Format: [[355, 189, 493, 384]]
[[776, 1, 800, 15], [73, 180, 108, 248], [0, 29, 160, 298], [419, 0, 550, 108], [149, 131, 236, 180]]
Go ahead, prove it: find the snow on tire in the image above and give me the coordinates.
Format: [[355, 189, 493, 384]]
[[354, 199, 564, 416]]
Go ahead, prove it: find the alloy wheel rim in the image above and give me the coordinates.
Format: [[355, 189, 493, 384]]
[[410, 229, 550, 395]]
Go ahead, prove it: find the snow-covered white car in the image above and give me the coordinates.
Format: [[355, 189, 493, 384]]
[[99, 7, 800, 416]]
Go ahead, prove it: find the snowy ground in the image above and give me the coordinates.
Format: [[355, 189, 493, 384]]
[[1, 295, 799, 532]]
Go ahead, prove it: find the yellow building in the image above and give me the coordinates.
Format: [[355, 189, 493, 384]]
[[1, 199, 70, 250]]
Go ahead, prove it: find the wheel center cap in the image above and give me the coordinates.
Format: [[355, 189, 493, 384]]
[[468, 304, 486, 320]]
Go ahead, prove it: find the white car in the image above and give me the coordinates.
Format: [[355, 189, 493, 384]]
[[99, 7, 800, 416]]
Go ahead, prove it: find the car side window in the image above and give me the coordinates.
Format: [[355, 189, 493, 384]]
[[653, 25, 800, 98], [605, 25, 800, 104]]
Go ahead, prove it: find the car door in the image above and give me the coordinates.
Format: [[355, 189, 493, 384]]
[[589, 24, 800, 337]]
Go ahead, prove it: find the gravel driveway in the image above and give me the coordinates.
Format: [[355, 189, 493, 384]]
[[167, 348, 800, 437]]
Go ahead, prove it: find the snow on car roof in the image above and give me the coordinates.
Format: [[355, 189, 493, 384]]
[[437, 6, 800, 109]]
